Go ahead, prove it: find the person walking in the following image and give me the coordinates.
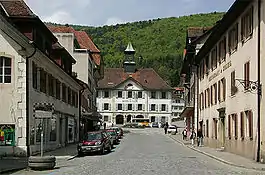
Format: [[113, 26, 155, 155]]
[[197, 128, 203, 146], [182, 128, 187, 140], [164, 122, 169, 134], [190, 129, 196, 146], [103, 122, 106, 130]]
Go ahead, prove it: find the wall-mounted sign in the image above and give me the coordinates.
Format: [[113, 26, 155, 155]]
[[35, 110, 53, 119]]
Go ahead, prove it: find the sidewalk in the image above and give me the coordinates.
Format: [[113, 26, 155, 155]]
[[0, 157, 28, 174], [0, 144, 78, 174], [169, 134, 265, 171]]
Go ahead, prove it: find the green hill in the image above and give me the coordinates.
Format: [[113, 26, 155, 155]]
[[55, 12, 225, 87]]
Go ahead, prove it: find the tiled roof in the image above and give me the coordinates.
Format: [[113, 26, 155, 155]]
[[47, 25, 75, 33], [174, 87, 184, 91], [48, 25, 101, 65], [187, 27, 212, 38], [74, 31, 100, 53], [0, 0, 35, 17], [97, 68, 173, 90]]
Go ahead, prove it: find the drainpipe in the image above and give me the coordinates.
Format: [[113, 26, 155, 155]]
[[257, 0, 261, 163], [25, 42, 37, 157], [196, 64, 199, 133]]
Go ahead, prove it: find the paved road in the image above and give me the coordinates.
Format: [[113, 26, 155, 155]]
[[13, 128, 265, 175]]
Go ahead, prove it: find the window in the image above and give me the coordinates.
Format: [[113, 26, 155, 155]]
[[103, 103, 109, 110], [104, 91, 109, 98], [104, 116, 108, 122], [32, 61, 37, 89], [49, 118, 56, 141], [231, 71, 236, 96], [0, 57, 11, 84], [48, 74, 54, 97], [138, 91, 142, 98], [128, 91, 132, 98], [213, 119, 217, 139], [211, 46, 217, 69], [246, 110, 253, 139], [118, 104, 122, 110], [161, 92, 166, 99], [219, 37, 226, 62], [222, 78, 226, 101], [207, 88, 210, 107], [138, 104, 142, 110], [214, 83, 217, 104], [218, 80, 221, 102], [244, 61, 250, 90], [228, 115, 231, 139], [62, 83, 67, 102], [40, 68, 47, 93], [161, 104, 166, 111], [151, 104, 156, 111], [128, 104, 132, 110], [56, 79, 61, 100], [210, 86, 213, 105], [240, 112, 245, 139], [206, 120, 209, 137], [118, 91, 122, 98], [241, 6, 253, 41], [68, 87, 72, 105], [204, 90, 207, 108], [233, 114, 238, 139], [151, 92, 156, 98], [202, 92, 204, 109], [228, 23, 238, 52]]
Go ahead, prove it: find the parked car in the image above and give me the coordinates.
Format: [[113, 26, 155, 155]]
[[110, 127, 123, 139], [151, 122, 159, 128], [167, 125, 177, 134], [77, 131, 112, 156], [105, 129, 119, 145]]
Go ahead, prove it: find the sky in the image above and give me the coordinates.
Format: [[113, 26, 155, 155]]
[[26, 0, 235, 27]]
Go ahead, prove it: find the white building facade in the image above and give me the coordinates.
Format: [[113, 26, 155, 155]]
[[96, 43, 173, 126]]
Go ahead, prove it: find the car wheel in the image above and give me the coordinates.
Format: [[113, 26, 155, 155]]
[[100, 147, 105, 155], [108, 145, 112, 152]]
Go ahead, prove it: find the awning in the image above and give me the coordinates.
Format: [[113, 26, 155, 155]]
[[180, 107, 194, 118], [82, 111, 102, 121]]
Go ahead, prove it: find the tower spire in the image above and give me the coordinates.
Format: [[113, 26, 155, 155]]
[[123, 42, 136, 73]]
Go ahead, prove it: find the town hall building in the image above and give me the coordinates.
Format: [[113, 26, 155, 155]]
[[96, 43, 173, 125]]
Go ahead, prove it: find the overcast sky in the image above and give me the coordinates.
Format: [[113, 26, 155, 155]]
[[26, 0, 235, 26]]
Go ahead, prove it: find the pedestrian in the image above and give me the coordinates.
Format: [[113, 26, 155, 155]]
[[164, 122, 169, 134], [190, 129, 196, 146], [103, 122, 106, 130], [197, 128, 203, 146], [182, 128, 187, 140]]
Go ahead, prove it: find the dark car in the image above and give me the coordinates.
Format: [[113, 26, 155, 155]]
[[105, 129, 119, 145], [151, 122, 159, 128], [110, 127, 123, 139], [77, 131, 112, 156]]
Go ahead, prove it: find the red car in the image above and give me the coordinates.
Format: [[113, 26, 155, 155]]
[[77, 131, 112, 156]]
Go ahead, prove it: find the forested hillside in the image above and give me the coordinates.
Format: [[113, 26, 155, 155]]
[[50, 12, 225, 86]]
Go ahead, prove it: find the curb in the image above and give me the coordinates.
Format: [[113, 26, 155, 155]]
[[168, 135, 265, 172], [0, 167, 26, 174]]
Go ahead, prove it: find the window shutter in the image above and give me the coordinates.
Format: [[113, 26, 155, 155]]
[[132, 104, 135, 111], [142, 92, 145, 99], [160, 104, 162, 111], [155, 104, 158, 111], [218, 81, 221, 102], [116, 104, 118, 111], [223, 78, 226, 101], [166, 105, 168, 112], [143, 104, 145, 111], [109, 104, 111, 111], [102, 103, 104, 111], [122, 104, 125, 111], [149, 104, 151, 111], [122, 91, 125, 99]]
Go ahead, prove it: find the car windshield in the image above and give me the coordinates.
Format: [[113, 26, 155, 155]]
[[107, 131, 116, 136], [86, 133, 102, 141]]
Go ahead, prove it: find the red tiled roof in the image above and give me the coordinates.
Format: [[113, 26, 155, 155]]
[[47, 25, 75, 33], [187, 27, 212, 38], [74, 31, 100, 53], [98, 68, 172, 90], [47, 25, 101, 65], [0, 0, 35, 17]]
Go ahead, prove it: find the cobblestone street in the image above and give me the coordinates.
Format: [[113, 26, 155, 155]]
[[13, 128, 265, 175]]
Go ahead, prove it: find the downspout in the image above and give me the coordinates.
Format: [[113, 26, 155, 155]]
[[25, 42, 37, 157], [257, 0, 261, 163], [196, 64, 199, 133]]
